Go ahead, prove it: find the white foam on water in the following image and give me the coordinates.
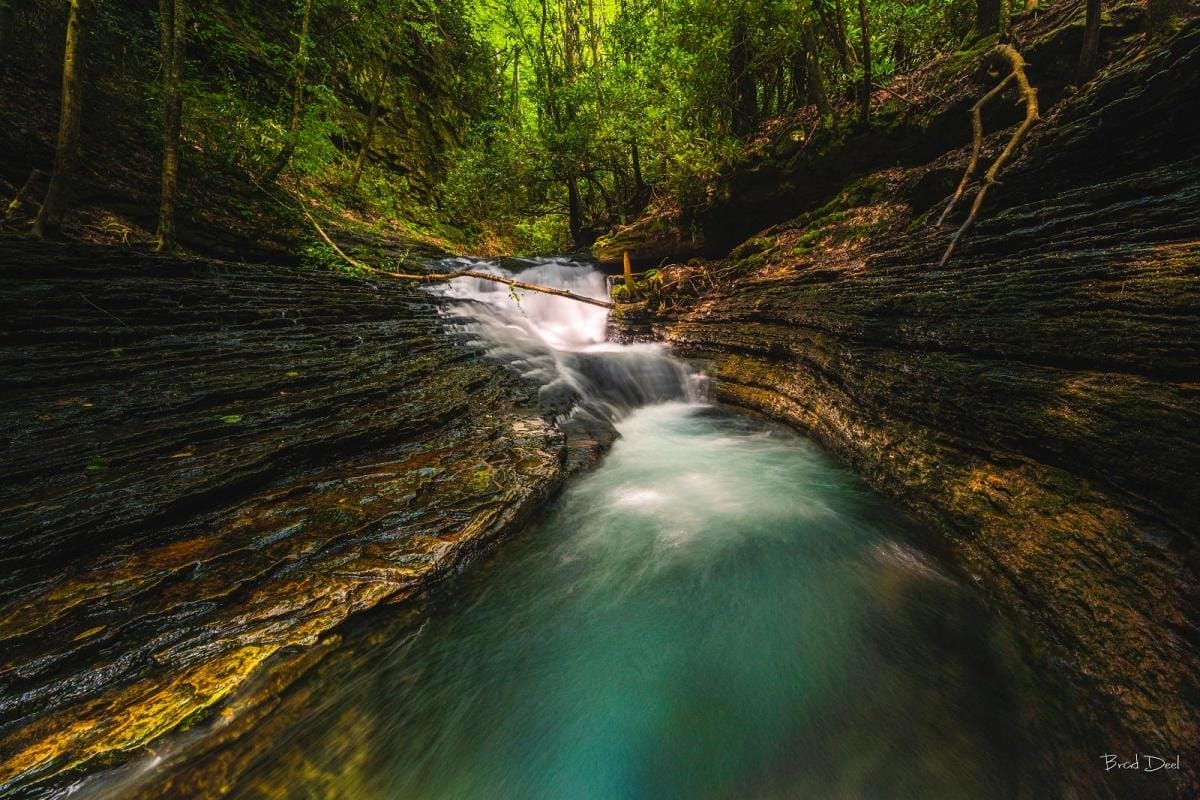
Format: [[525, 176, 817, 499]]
[[430, 257, 698, 424]]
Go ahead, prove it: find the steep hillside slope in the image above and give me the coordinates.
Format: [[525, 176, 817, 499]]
[[0, 1, 483, 259]]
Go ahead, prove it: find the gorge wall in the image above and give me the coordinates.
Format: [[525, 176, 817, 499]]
[[0, 242, 601, 798], [611, 14, 1200, 798]]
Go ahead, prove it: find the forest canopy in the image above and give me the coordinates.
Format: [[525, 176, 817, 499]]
[[0, 0, 1159, 254], [448, 0, 982, 251]]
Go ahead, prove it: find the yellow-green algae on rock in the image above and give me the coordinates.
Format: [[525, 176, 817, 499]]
[[609, 19, 1200, 798], [0, 243, 592, 796]]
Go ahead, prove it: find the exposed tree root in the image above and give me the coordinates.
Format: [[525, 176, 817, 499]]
[[936, 73, 1015, 227], [937, 44, 1039, 266]]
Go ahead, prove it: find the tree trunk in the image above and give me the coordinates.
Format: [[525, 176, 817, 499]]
[[560, 0, 585, 245], [563, 0, 580, 76], [34, 0, 85, 239], [801, 23, 833, 119], [729, 14, 757, 137], [1077, 0, 1102, 81], [829, 0, 852, 70], [778, 63, 787, 115], [567, 177, 583, 247], [976, 0, 1001, 36], [892, 27, 909, 71], [857, 0, 871, 126], [620, 28, 642, 209], [631, 139, 645, 202], [348, 58, 388, 192], [761, 63, 779, 118], [155, 0, 185, 253], [810, 0, 845, 70], [586, 0, 600, 65], [4, 169, 44, 224], [0, 1, 16, 67], [789, 50, 807, 109], [259, 0, 314, 185], [511, 48, 520, 116]]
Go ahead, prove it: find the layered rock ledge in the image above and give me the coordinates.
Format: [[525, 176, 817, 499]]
[[0, 241, 590, 797], [613, 17, 1200, 799]]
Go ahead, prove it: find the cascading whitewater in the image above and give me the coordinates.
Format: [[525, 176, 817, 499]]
[[94, 256, 1092, 800], [433, 257, 699, 429], [203, 266, 1082, 799]]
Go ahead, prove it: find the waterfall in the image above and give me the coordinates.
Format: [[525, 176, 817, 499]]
[[208, 280, 1067, 799], [432, 257, 700, 433], [99, 256, 1080, 800]]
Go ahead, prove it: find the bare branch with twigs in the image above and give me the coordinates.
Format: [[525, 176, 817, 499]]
[[936, 45, 1039, 266]]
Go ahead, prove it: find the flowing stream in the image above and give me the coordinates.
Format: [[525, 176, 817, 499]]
[[217, 259, 1080, 797]]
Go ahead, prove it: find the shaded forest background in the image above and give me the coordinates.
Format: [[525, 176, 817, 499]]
[[0, 0, 1189, 260]]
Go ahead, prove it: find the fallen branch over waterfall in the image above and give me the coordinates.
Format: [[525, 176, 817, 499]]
[[366, 266, 614, 309], [287, 187, 614, 309]]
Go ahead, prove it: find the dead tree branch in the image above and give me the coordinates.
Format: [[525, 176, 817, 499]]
[[368, 266, 615, 309], [872, 82, 920, 107], [261, 182, 614, 309], [3, 169, 44, 225], [937, 45, 1039, 266]]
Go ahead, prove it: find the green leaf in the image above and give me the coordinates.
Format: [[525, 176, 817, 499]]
[[220, 414, 243, 425], [85, 456, 110, 473]]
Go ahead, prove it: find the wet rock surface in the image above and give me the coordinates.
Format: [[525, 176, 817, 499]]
[[614, 18, 1200, 799], [0, 241, 597, 797]]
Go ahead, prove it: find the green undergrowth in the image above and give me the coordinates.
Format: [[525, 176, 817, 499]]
[[611, 268, 666, 306]]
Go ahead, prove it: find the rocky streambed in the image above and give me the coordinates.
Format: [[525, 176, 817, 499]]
[[3, 249, 1143, 800]]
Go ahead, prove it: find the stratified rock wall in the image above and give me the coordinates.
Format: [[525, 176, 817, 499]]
[[620, 19, 1200, 799], [0, 242, 582, 797]]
